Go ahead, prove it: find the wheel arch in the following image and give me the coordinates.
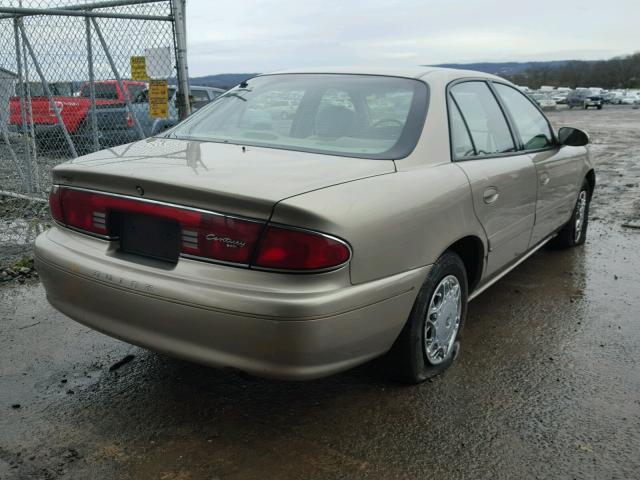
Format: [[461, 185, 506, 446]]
[[585, 169, 596, 197], [444, 235, 485, 294]]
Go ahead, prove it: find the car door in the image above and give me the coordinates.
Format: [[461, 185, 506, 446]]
[[492, 82, 585, 246], [449, 80, 538, 278]]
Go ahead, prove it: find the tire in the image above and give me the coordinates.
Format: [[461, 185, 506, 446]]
[[388, 251, 468, 384], [597, 105, 603, 110], [550, 180, 591, 249], [71, 120, 94, 155], [568, 105, 574, 109]]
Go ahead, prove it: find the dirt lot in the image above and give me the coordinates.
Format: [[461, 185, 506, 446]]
[[1, 106, 639, 479]]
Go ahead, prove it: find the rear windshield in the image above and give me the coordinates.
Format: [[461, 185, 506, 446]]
[[167, 74, 429, 159]]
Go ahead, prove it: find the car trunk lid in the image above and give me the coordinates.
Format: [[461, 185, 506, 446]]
[[52, 137, 396, 220]]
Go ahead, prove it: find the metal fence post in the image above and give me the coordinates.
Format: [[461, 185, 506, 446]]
[[22, 33, 39, 192], [18, 23, 78, 159], [1, 123, 27, 187], [85, 17, 100, 152], [90, 17, 146, 140], [172, 0, 190, 120], [13, 17, 33, 193]]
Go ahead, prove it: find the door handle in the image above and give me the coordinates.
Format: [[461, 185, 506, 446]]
[[540, 172, 551, 186], [483, 187, 500, 204]]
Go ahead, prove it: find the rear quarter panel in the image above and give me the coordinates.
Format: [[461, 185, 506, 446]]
[[271, 162, 486, 285]]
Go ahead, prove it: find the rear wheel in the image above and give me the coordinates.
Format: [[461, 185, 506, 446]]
[[550, 180, 591, 248], [389, 251, 468, 384]]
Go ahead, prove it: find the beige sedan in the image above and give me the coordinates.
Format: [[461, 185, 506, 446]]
[[35, 67, 594, 382]]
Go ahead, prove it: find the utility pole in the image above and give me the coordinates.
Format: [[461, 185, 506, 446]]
[[172, 0, 191, 120]]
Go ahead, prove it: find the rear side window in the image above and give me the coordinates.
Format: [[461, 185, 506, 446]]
[[450, 81, 515, 157], [494, 84, 554, 150], [449, 98, 475, 159], [80, 83, 118, 100]]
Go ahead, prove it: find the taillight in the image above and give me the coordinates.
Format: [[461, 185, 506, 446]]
[[52, 187, 263, 264], [254, 226, 350, 271], [180, 214, 262, 264], [48, 186, 63, 223], [51, 186, 351, 271], [126, 112, 134, 128], [59, 188, 109, 235]]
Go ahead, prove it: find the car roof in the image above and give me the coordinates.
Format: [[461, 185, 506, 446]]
[[262, 66, 506, 83]]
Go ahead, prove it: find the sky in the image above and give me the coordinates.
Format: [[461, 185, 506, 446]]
[[185, 0, 640, 76]]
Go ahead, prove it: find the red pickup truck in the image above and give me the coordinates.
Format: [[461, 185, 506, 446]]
[[10, 80, 146, 147]]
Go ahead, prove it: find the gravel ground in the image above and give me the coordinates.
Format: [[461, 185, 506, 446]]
[[0, 106, 639, 480]]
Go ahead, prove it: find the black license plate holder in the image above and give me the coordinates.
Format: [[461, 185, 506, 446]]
[[119, 214, 181, 263]]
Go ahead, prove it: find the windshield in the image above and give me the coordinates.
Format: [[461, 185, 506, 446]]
[[168, 74, 429, 159]]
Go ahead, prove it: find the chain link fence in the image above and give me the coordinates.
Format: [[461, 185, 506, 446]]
[[0, 0, 188, 197], [0, 0, 189, 270]]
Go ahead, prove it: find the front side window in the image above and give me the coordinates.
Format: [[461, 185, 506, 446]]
[[494, 83, 554, 150], [168, 74, 428, 159], [450, 81, 515, 156]]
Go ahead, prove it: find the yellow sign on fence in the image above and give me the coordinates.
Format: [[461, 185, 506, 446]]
[[149, 79, 169, 119], [130, 56, 149, 81]]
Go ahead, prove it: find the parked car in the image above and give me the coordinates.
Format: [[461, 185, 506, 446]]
[[94, 85, 225, 147], [551, 91, 568, 104], [9, 80, 146, 149], [566, 88, 603, 109], [619, 93, 640, 105], [530, 93, 557, 110], [35, 68, 594, 383]]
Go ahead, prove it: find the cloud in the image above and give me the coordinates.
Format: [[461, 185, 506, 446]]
[[185, 0, 640, 75]]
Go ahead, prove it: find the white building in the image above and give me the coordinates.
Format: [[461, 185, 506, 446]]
[[0, 67, 18, 128]]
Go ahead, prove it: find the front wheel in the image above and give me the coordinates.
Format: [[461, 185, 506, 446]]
[[388, 251, 468, 384], [550, 180, 591, 248]]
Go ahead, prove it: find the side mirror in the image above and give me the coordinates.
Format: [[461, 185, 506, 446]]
[[558, 127, 589, 147]]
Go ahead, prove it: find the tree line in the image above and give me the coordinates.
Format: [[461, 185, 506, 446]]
[[504, 52, 640, 89]]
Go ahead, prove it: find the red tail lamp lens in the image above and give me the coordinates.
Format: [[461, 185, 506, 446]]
[[48, 186, 63, 223], [180, 214, 263, 264], [254, 226, 350, 271], [51, 187, 351, 271], [59, 188, 109, 235], [54, 187, 263, 264]]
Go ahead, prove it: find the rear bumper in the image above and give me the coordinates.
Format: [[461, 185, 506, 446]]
[[35, 227, 428, 380]]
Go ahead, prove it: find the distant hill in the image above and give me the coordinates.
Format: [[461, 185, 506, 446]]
[[190, 73, 258, 89], [431, 61, 579, 76]]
